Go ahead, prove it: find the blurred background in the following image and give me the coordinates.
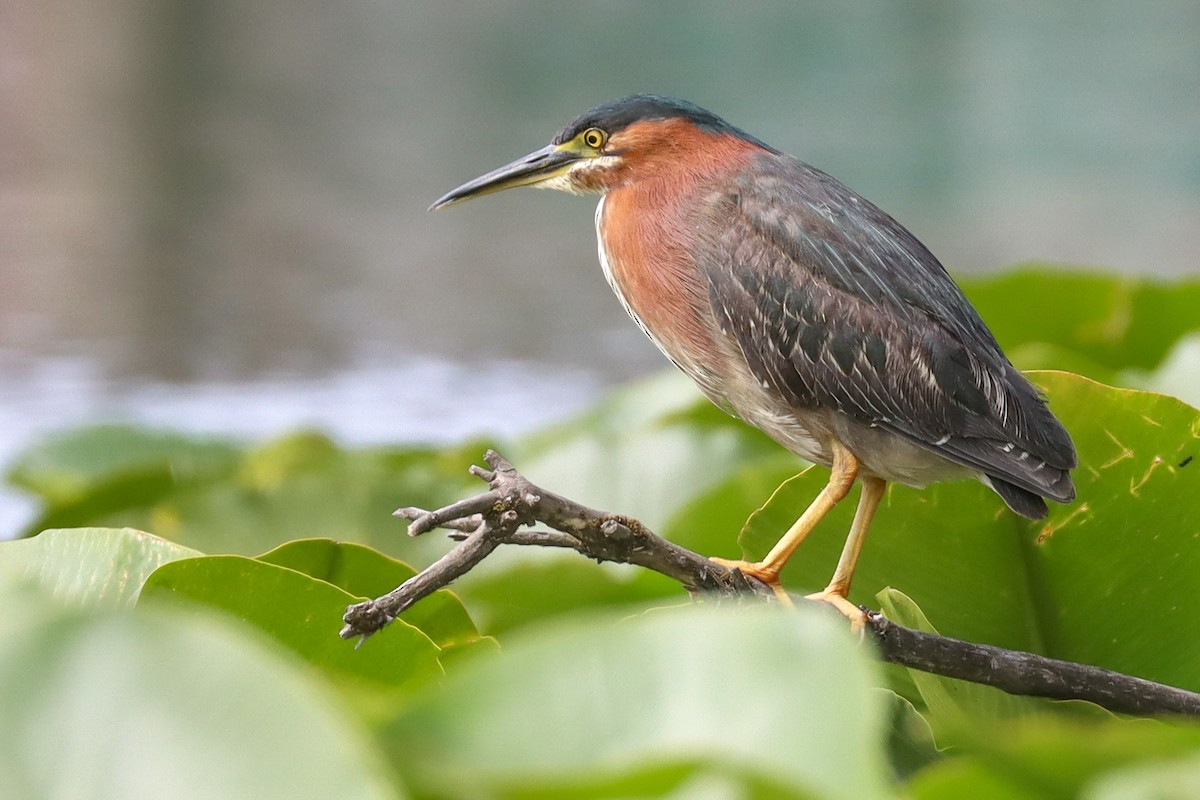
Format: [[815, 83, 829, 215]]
[[2, 1, 1198, 532]]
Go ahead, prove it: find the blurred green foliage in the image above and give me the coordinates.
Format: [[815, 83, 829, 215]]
[[2, 267, 1200, 799]]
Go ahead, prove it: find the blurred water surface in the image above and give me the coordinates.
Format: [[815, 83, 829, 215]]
[[2, 2, 1198, 532]]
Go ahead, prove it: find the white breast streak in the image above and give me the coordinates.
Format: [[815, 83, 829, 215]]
[[595, 197, 620, 303], [595, 196, 672, 359]]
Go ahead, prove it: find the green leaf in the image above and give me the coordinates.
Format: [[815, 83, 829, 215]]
[[453, 550, 681, 636], [907, 759, 1032, 800], [132, 435, 480, 561], [0, 527, 200, 607], [496, 766, 821, 800], [0, 582, 402, 800], [1088, 753, 1200, 800], [5, 424, 240, 506], [1127, 332, 1200, 418], [881, 689, 942, 782], [961, 268, 1200, 372], [8, 427, 487, 562], [509, 370, 783, 532], [19, 467, 187, 537], [257, 538, 483, 650], [386, 604, 890, 800], [663, 458, 802, 560], [877, 588, 1049, 747], [737, 373, 1200, 691], [140, 555, 442, 695], [910, 715, 1200, 799], [1005, 341, 1122, 386], [1027, 374, 1200, 690]]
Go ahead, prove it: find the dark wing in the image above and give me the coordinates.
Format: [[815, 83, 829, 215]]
[[700, 155, 1076, 515]]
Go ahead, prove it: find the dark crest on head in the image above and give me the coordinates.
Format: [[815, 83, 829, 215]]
[[553, 94, 779, 153]]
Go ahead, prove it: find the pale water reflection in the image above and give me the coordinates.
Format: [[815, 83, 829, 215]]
[[0, 353, 599, 535]]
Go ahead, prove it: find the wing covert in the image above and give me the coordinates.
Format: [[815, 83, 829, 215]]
[[699, 155, 1076, 502]]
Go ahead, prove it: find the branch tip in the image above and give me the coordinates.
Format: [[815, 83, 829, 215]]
[[469, 464, 495, 483]]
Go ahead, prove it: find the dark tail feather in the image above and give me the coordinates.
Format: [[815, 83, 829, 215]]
[[988, 477, 1049, 520]]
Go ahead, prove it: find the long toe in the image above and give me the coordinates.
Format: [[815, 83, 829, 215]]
[[709, 557, 794, 606], [805, 588, 868, 632]]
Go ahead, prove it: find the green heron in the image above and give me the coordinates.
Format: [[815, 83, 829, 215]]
[[432, 94, 1076, 622]]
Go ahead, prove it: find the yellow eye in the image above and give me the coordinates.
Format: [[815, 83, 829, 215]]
[[581, 128, 607, 149]]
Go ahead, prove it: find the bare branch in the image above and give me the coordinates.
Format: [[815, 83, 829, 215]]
[[342, 449, 1200, 717], [868, 613, 1200, 716]]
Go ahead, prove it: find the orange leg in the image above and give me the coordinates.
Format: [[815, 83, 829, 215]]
[[712, 441, 859, 603], [805, 475, 887, 628]]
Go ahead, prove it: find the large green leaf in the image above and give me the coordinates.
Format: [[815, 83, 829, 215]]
[[453, 549, 681, 636], [140, 555, 443, 695], [134, 434, 484, 561], [909, 715, 1200, 799], [257, 538, 483, 651], [1088, 753, 1200, 800], [6, 426, 243, 536], [881, 689, 942, 781], [4, 425, 241, 505], [664, 458, 804, 560], [737, 373, 1200, 691], [1129, 332, 1200, 417], [0, 582, 401, 800], [509, 370, 783, 532], [0, 527, 200, 607], [907, 759, 1030, 800], [875, 588, 1096, 750], [385, 604, 889, 800], [1027, 375, 1200, 687], [485, 766, 822, 799], [12, 430, 484, 563], [961, 268, 1200, 371]]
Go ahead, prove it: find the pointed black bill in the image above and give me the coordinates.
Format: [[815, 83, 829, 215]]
[[429, 144, 582, 210]]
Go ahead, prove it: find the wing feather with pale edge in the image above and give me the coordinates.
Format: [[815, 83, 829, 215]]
[[699, 155, 1076, 513]]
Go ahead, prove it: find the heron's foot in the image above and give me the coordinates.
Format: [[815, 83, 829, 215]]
[[805, 587, 868, 633], [709, 557, 794, 606]]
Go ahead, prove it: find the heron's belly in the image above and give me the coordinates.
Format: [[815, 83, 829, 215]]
[[734, 384, 974, 488]]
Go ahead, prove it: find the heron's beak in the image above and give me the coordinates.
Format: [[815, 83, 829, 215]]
[[430, 143, 583, 210]]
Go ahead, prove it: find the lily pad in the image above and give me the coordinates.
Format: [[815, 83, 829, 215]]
[[386, 604, 888, 800], [0, 582, 402, 800], [0, 527, 200, 607], [140, 555, 443, 693], [258, 538, 482, 650]]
